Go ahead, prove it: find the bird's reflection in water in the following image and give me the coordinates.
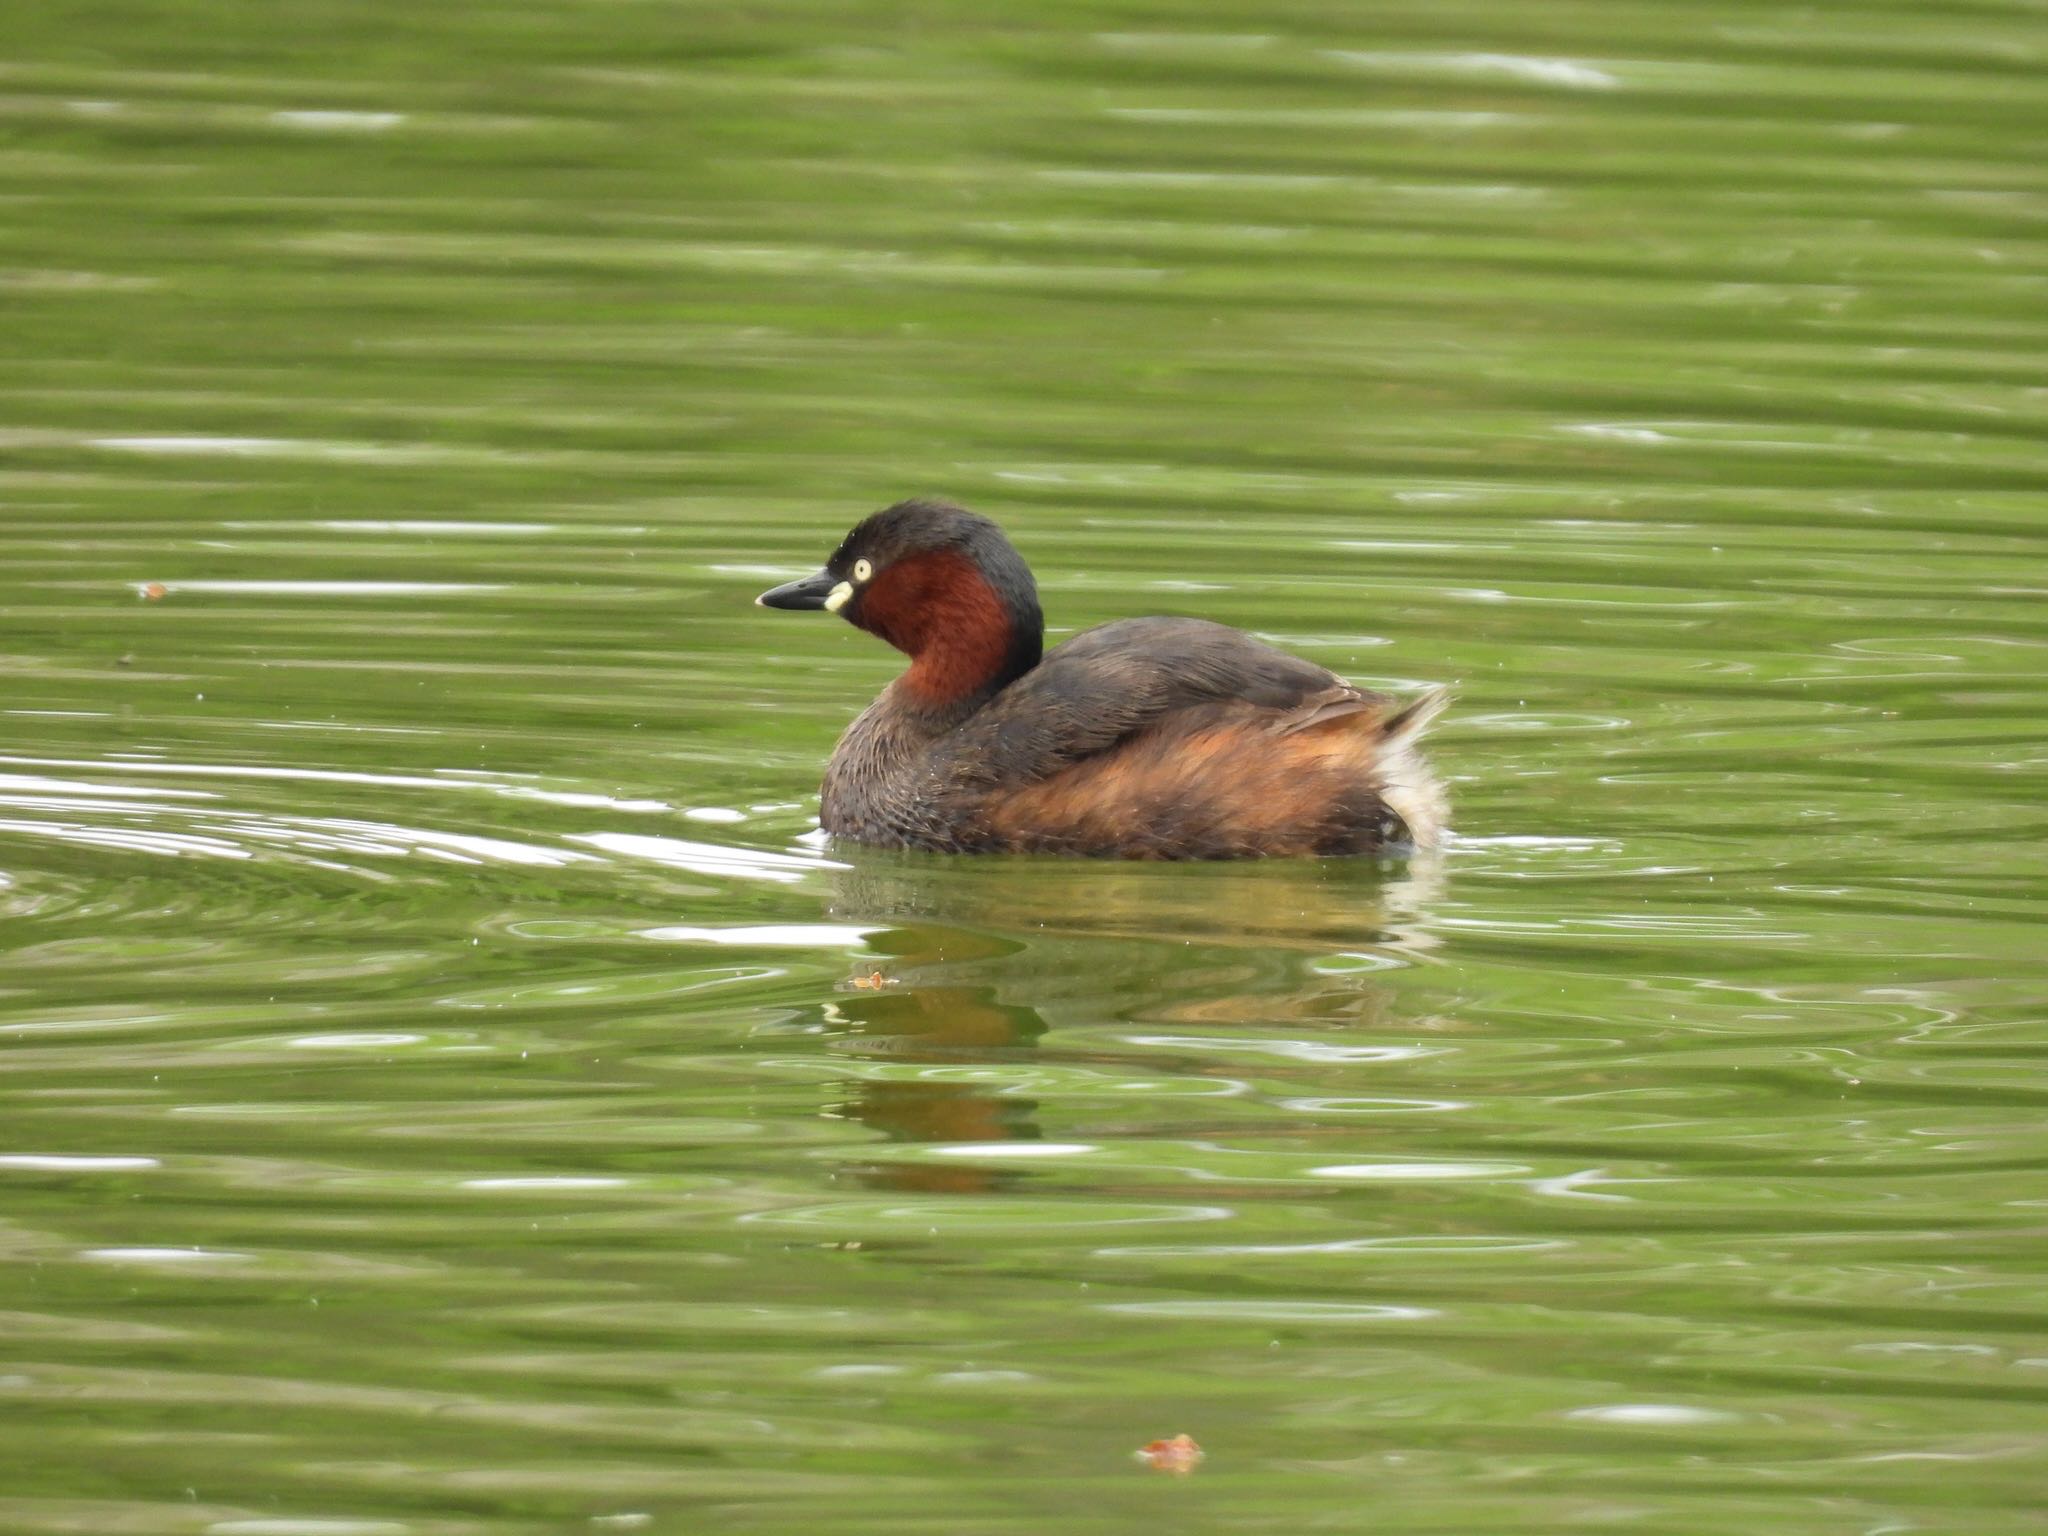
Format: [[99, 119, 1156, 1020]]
[[823, 924, 1046, 1192], [817, 850, 1444, 1192]]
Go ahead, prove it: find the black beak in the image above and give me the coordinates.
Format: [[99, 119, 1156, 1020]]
[[756, 569, 839, 611]]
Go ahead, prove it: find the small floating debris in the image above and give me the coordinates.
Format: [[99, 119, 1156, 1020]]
[[1135, 1433, 1204, 1475], [849, 970, 896, 990], [138, 581, 167, 601]]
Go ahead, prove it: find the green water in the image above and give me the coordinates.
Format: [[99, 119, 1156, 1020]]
[[4, 2, 2047, 1532]]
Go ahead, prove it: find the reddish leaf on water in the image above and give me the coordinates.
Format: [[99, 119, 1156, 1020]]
[[1135, 1433, 1203, 1475]]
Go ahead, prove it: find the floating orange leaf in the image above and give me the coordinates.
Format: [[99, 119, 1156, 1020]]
[[1135, 1433, 1203, 1474]]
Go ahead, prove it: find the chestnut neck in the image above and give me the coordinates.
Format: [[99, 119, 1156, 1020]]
[[858, 549, 1041, 720]]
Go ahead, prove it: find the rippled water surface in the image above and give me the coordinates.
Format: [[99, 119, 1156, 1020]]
[[4, 3, 2047, 1532]]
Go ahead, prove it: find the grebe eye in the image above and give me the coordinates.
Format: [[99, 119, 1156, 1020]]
[[851, 558, 873, 583]]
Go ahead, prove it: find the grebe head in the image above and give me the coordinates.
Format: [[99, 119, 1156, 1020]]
[[757, 498, 1044, 706]]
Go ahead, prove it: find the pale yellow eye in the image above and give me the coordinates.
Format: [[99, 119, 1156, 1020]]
[[851, 558, 873, 583]]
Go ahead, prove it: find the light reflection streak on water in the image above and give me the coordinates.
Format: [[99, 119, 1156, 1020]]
[[222, 519, 572, 535], [0, 773, 216, 801], [573, 833, 843, 883], [1120, 1034, 1444, 1064], [636, 923, 876, 947], [137, 580, 505, 597], [0, 805, 590, 871], [1101, 1300, 1444, 1322], [1093, 1237, 1570, 1258], [0, 753, 673, 813], [0, 817, 255, 860]]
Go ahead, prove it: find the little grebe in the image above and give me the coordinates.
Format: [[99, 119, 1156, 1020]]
[[757, 498, 1448, 859]]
